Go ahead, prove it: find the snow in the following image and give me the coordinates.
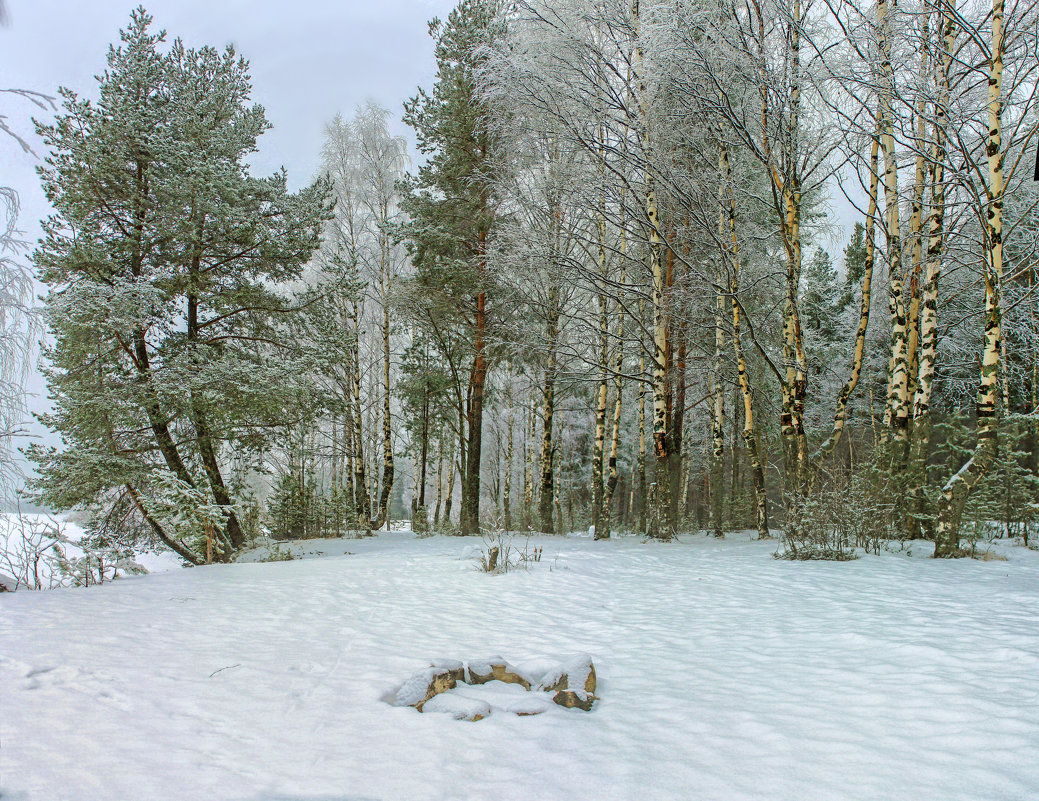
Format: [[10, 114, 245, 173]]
[[2, 530, 1039, 800], [421, 690, 493, 720], [423, 680, 554, 718]]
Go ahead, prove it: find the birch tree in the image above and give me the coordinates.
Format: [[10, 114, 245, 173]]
[[0, 86, 52, 495], [933, 0, 1039, 553]]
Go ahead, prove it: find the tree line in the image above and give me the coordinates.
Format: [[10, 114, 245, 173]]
[[26, 1, 1039, 564]]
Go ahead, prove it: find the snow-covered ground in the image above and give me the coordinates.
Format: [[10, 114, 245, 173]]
[[2, 531, 1038, 800]]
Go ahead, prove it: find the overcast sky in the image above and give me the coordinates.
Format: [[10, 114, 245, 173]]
[[2, 0, 455, 219], [1, 0, 454, 473]]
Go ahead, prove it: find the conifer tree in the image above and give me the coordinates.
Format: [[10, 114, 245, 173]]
[[28, 9, 331, 563], [400, 0, 503, 535]]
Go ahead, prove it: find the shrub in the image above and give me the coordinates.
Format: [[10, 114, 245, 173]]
[[474, 529, 542, 574]]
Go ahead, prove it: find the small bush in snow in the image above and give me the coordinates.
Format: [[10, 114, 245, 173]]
[[777, 493, 861, 561], [777, 469, 897, 561], [1, 512, 145, 589], [260, 544, 296, 562], [475, 530, 542, 574]]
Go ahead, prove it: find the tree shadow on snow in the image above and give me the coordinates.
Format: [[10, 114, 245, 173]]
[[249, 796, 381, 801]]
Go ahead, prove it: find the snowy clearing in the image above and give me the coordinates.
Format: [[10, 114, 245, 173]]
[[2, 531, 1038, 800]]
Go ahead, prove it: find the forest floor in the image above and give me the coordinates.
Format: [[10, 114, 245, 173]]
[[2, 528, 1038, 801]]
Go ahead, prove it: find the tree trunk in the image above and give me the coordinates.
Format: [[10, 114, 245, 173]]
[[670, 316, 686, 529], [635, 319, 648, 535], [906, 8, 954, 540], [186, 291, 243, 554], [720, 141, 770, 539], [125, 484, 204, 566], [904, 18, 930, 414], [524, 393, 536, 529], [878, 0, 911, 463], [331, 412, 342, 537], [601, 261, 626, 540], [778, 181, 809, 526], [538, 305, 559, 534], [443, 450, 456, 529], [648, 196, 671, 540], [592, 130, 610, 541], [503, 374, 514, 532], [415, 377, 430, 533], [591, 301, 609, 539], [709, 282, 726, 538], [132, 332, 194, 490], [433, 433, 444, 528], [342, 413, 355, 528], [460, 272, 487, 535], [1028, 266, 1037, 541], [633, 0, 672, 539], [809, 130, 879, 484], [351, 300, 369, 529], [372, 233, 395, 531], [757, 0, 809, 528], [935, 0, 1004, 556]]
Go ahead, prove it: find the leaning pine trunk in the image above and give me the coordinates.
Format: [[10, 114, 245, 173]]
[[187, 290, 244, 555], [125, 484, 204, 566]]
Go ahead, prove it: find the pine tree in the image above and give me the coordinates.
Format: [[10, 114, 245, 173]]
[[398, 334, 454, 532], [842, 223, 868, 301], [801, 249, 848, 347], [399, 0, 503, 536], [27, 9, 331, 563]]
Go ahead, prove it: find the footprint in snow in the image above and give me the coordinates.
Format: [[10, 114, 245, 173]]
[[15, 662, 132, 710]]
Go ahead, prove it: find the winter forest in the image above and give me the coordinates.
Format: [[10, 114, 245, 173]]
[[2, 0, 1039, 798]]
